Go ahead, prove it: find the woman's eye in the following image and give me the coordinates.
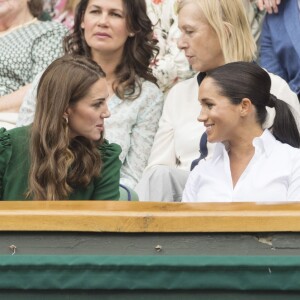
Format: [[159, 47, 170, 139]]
[[111, 12, 122, 17], [93, 101, 103, 108], [185, 30, 193, 35]]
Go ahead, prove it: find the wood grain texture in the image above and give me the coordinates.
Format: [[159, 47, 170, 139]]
[[0, 201, 300, 232]]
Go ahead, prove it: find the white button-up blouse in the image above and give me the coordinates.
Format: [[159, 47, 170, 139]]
[[183, 130, 300, 202]]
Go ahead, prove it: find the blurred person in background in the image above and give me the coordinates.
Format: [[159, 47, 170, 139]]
[[0, 0, 67, 128]]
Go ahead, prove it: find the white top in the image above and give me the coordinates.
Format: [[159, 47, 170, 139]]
[[145, 71, 300, 172], [17, 74, 164, 189], [183, 130, 300, 202]]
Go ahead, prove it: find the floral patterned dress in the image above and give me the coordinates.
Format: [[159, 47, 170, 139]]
[[146, 0, 195, 93]]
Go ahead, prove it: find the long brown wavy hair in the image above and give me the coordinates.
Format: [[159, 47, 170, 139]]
[[64, 0, 159, 99], [28, 55, 106, 200]]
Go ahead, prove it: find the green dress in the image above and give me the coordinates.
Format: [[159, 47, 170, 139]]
[[0, 127, 122, 200]]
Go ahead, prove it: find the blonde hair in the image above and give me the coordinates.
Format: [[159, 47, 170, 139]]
[[178, 0, 256, 63], [65, 0, 79, 12]]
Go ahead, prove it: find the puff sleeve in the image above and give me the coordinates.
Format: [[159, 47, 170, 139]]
[[92, 140, 122, 200], [0, 128, 12, 200]]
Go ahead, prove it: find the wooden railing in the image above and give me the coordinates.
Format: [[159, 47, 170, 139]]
[[1, 201, 300, 232]]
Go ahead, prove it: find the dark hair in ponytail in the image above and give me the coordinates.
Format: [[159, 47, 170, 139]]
[[206, 62, 300, 148], [269, 95, 300, 148]]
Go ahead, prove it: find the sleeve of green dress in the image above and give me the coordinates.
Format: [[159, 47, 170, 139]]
[[0, 128, 12, 200], [91, 140, 122, 200]]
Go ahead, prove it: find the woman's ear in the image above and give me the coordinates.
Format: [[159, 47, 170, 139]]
[[240, 98, 252, 117], [81, 14, 85, 30], [63, 107, 71, 119]]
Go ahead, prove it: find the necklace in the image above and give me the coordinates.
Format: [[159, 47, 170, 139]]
[[0, 18, 38, 37]]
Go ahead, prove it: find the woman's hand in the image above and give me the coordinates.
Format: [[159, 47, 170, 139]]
[[256, 0, 281, 14]]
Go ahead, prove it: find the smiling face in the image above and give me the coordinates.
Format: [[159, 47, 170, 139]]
[[67, 78, 110, 141], [81, 0, 130, 58], [177, 2, 224, 72], [197, 77, 242, 143]]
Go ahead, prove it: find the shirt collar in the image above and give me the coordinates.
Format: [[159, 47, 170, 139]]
[[212, 129, 277, 160], [212, 142, 227, 160], [252, 129, 277, 157]]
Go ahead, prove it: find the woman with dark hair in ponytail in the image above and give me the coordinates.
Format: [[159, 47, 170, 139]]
[[183, 62, 300, 202]]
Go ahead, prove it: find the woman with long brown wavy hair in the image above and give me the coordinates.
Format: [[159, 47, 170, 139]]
[[18, 0, 164, 190], [0, 55, 121, 200]]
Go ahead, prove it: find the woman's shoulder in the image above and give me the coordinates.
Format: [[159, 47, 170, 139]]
[[266, 131, 300, 160], [129, 79, 164, 103], [5, 126, 30, 139], [2, 126, 31, 153], [98, 139, 122, 159], [0, 127, 11, 150], [0, 128, 14, 170], [0, 126, 30, 170], [0, 126, 29, 141], [140, 79, 162, 94], [28, 20, 68, 36], [277, 141, 300, 156], [166, 74, 199, 95], [268, 71, 297, 99]]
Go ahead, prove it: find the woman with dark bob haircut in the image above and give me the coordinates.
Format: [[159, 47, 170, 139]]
[[183, 62, 300, 203], [18, 0, 164, 190]]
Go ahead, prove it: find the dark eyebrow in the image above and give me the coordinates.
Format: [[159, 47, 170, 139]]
[[110, 8, 124, 13], [88, 5, 124, 13], [92, 96, 107, 102], [199, 97, 213, 104], [88, 5, 100, 9]]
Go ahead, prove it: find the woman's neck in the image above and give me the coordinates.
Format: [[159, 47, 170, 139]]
[[227, 126, 263, 156], [0, 10, 35, 32], [91, 50, 123, 95], [227, 125, 263, 188]]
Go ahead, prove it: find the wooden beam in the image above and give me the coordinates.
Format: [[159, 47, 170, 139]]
[[1, 201, 300, 232]]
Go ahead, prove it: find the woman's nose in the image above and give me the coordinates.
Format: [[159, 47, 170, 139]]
[[177, 33, 188, 50], [197, 109, 207, 123], [177, 35, 185, 50], [102, 109, 110, 118], [97, 13, 108, 26]]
